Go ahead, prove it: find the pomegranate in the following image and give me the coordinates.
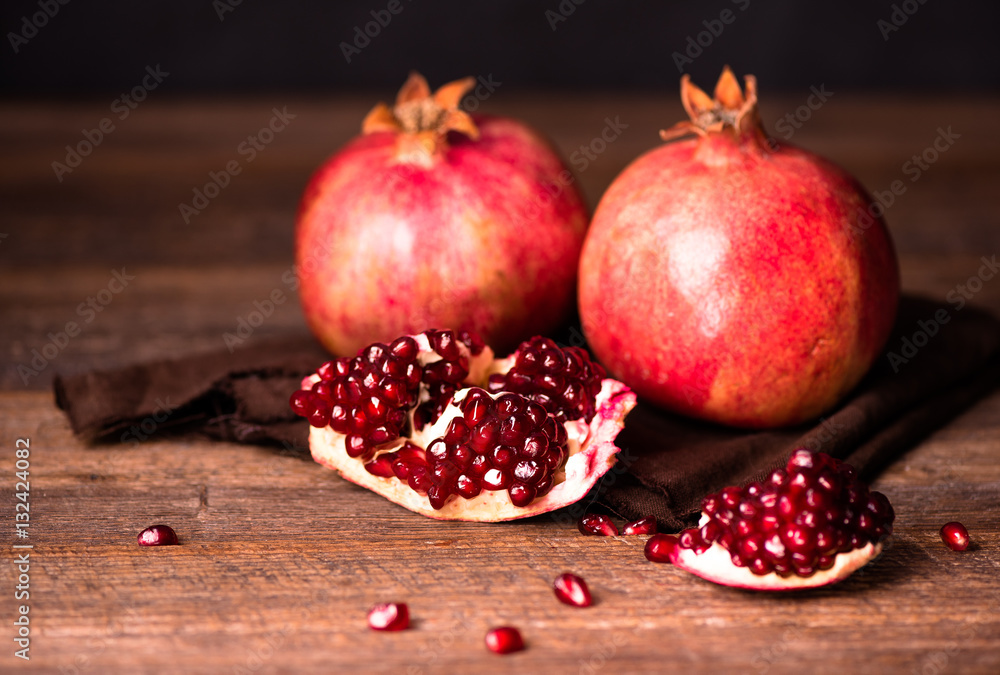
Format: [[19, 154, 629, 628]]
[[665, 449, 894, 590], [552, 573, 592, 607], [940, 522, 970, 551], [296, 72, 589, 357], [367, 602, 410, 631], [485, 626, 524, 654], [291, 329, 635, 521], [137, 524, 178, 546], [578, 67, 900, 428]]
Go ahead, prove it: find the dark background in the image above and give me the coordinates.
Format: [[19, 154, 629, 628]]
[[0, 0, 995, 95]]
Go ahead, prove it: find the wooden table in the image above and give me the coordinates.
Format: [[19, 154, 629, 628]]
[[2, 93, 999, 674]]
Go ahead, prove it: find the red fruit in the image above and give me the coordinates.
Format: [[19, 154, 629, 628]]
[[644, 534, 678, 563], [623, 516, 658, 535], [367, 602, 409, 631], [668, 449, 894, 590], [293, 330, 636, 522], [485, 626, 524, 654], [295, 72, 588, 357], [579, 67, 900, 428], [553, 573, 592, 607], [137, 524, 178, 546], [578, 514, 619, 537], [940, 522, 970, 551]]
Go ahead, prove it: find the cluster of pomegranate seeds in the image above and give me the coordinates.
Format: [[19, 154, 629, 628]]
[[137, 524, 178, 546], [578, 514, 620, 536], [371, 387, 569, 509], [367, 602, 410, 631], [552, 573, 592, 607], [487, 336, 606, 423], [676, 449, 895, 578], [644, 534, 678, 563], [485, 626, 524, 654], [290, 329, 481, 459], [623, 516, 658, 535], [940, 522, 971, 551]]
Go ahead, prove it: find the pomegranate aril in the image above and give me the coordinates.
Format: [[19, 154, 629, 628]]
[[508, 483, 536, 507], [456, 474, 481, 499], [513, 460, 544, 485], [364, 455, 395, 478], [644, 534, 677, 563], [289, 390, 313, 417], [482, 468, 511, 491], [623, 516, 657, 536], [553, 573, 592, 607], [138, 524, 178, 546], [389, 336, 418, 360], [367, 602, 409, 631], [578, 514, 619, 536], [308, 400, 331, 428], [940, 522, 970, 551], [485, 626, 524, 655], [430, 329, 461, 361]]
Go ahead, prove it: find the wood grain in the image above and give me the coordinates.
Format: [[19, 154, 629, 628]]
[[1, 96, 999, 674]]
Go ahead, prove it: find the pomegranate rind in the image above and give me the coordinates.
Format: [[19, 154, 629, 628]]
[[670, 539, 884, 591], [309, 379, 635, 522]]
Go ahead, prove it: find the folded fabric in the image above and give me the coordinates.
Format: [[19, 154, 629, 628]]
[[54, 295, 1000, 531]]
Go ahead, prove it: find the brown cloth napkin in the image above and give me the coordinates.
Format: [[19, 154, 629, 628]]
[[54, 295, 1000, 531]]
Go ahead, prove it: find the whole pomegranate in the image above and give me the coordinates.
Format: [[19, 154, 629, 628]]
[[579, 68, 899, 428], [296, 72, 588, 356]]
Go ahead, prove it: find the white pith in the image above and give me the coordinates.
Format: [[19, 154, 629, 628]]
[[670, 514, 885, 590], [304, 335, 637, 521]]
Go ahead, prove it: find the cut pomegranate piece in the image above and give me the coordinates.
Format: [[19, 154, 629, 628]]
[[485, 626, 524, 654], [940, 522, 970, 551], [553, 573, 592, 607], [667, 449, 895, 590], [623, 516, 657, 535], [293, 330, 636, 522], [367, 602, 409, 631], [578, 514, 619, 536], [137, 524, 178, 546]]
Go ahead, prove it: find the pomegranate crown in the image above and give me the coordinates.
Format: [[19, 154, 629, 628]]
[[362, 71, 480, 142], [660, 66, 761, 143]]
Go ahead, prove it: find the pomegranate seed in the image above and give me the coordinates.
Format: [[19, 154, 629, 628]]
[[289, 389, 313, 416], [622, 516, 657, 535], [553, 573, 592, 607], [644, 534, 678, 563], [578, 514, 619, 536], [138, 524, 178, 546], [485, 626, 524, 654], [367, 602, 409, 631], [940, 522, 971, 551]]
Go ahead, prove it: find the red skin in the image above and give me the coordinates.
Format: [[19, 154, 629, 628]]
[[296, 114, 588, 357], [579, 130, 899, 428]]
